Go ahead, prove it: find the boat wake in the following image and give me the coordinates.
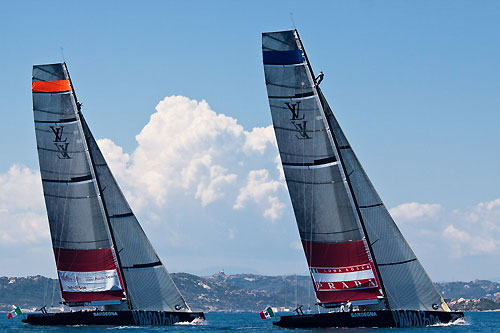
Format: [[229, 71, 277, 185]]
[[430, 317, 468, 327], [106, 326, 141, 330], [175, 317, 207, 325]]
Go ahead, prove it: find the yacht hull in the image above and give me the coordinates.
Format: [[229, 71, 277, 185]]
[[273, 310, 464, 328], [22, 310, 204, 326]]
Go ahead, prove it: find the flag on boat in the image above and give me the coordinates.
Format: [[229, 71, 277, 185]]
[[6, 306, 22, 319], [259, 306, 275, 319]]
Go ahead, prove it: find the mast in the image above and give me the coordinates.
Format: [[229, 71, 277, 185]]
[[293, 30, 391, 310], [63, 63, 132, 310]]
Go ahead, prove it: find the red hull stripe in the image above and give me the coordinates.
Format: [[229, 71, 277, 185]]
[[53, 247, 118, 272], [32, 80, 71, 92]]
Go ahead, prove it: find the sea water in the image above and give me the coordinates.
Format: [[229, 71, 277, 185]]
[[0, 312, 498, 332]]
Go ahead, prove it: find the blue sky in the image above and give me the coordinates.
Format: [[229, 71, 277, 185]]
[[0, 1, 499, 282]]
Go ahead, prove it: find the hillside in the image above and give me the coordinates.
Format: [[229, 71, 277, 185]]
[[1, 272, 500, 312]]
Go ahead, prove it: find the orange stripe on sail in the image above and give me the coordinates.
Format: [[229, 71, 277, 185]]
[[32, 80, 71, 93]]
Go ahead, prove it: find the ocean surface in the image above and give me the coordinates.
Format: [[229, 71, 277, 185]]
[[0, 312, 498, 332]]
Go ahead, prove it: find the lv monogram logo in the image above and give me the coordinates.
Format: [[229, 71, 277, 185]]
[[292, 121, 311, 140], [284, 102, 304, 120], [55, 142, 71, 159], [50, 125, 71, 159], [49, 126, 67, 142]]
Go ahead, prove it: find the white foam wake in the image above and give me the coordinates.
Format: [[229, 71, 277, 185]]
[[430, 317, 467, 327]]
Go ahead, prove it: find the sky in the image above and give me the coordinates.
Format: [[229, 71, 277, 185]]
[[0, 1, 499, 282]]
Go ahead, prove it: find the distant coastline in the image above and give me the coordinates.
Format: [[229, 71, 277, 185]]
[[1, 272, 499, 312]]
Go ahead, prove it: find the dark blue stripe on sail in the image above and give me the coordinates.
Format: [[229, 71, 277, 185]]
[[263, 50, 305, 65]]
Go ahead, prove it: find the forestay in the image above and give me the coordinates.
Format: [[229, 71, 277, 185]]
[[262, 31, 382, 305]]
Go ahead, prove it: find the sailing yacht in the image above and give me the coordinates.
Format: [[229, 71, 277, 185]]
[[24, 63, 204, 326], [262, 29, 464, 328]]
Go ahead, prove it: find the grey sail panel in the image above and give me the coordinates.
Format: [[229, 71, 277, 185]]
[[319, 91, 447, 311], [81, 116, 189, 312], [263, 30, 362, 244], [33, 64, 112, 251]]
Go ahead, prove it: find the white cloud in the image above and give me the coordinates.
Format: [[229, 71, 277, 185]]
[[95, 96, 286, 217], [476, 198, 500, 211], [0, 211, 49, 245], [243, 125, 276, 154], [264, 196, 286, 221], [194, 164, 237, 206], [440, 199, 500, 257], [233, 169, 285, 221], [391, 199, 500, 261], [442, 224, 497, 257], [0, 165, 45, 212], [389, 202, 441, 221], [1, 95, 300, 277], [96, 138, 130, 180], [0, 165, 49, 245]]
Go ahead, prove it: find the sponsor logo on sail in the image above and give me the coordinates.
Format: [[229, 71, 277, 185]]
[[292, 121, 311, 139], [49, 125, 71, 159], [310, 264, 378, 291], [58, 269, 122, 293], [285, 102, 304, 120]]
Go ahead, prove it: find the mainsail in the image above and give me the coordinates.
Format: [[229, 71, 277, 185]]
[[32, 63, 188, 311], [262, 30, 448, 311]]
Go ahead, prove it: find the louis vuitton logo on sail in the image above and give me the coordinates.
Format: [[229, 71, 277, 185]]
[[292, 121, 310, 139], [284, 101, 311, 139], [285, 102, 304, 120], [49, 125, 71, 159]]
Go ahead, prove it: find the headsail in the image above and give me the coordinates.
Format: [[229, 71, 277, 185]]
[[262, 30, 449, 312], [81, 117, 189, 311], [319, 93, 449, 311], [262, 31, 383, 305], [33, 63, 189, 312]]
